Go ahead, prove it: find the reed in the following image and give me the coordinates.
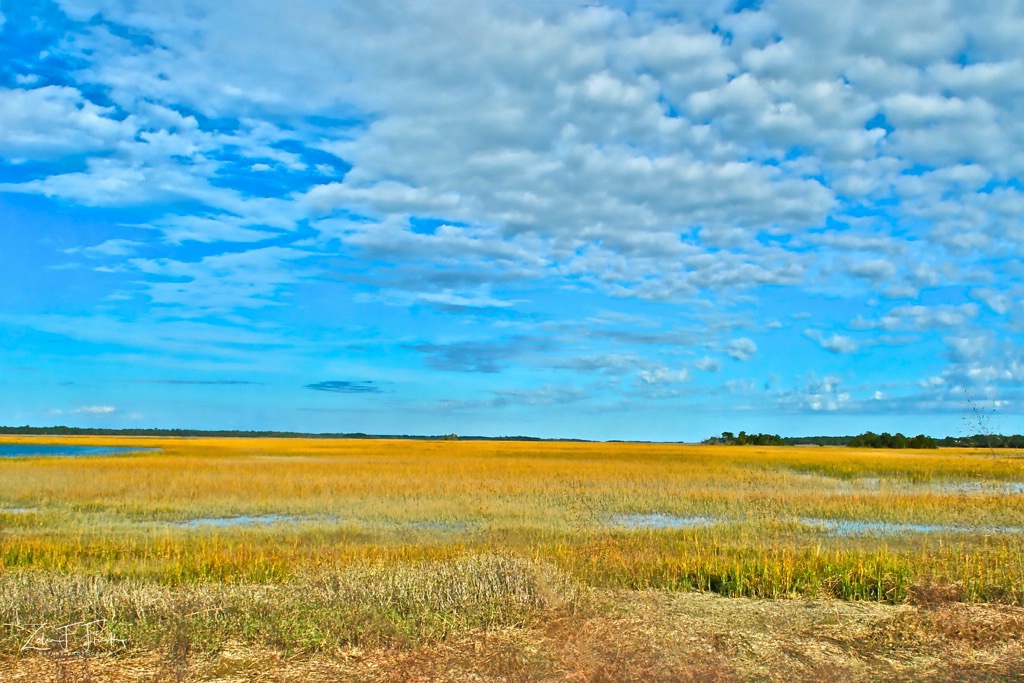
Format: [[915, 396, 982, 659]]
[[1, 436, 1022, 618]]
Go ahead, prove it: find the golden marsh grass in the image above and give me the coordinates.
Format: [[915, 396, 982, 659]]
[[1, 436, 1022, 598], [3, 436, 1024, 679]]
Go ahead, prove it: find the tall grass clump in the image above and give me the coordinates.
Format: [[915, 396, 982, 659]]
[[0, 553, 579, 656]]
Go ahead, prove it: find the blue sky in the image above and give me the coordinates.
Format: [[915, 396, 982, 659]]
[[2, 0, 1024, 440]]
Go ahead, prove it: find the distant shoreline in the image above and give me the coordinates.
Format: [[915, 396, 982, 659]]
[[0, 426, 593, 442], [0, 425, 1020, 448]]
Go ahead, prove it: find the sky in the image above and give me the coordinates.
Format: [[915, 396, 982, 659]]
[[2, 0, 1024, 441]]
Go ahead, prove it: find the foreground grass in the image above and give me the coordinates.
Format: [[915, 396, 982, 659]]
[[2, 563, 1023, 681], [2, 436, 1024, 679]]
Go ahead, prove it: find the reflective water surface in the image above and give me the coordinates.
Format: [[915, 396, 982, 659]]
[[800, 517, 1023, 536], [609, 513, 720, 529], [0, 445, 156, 458]]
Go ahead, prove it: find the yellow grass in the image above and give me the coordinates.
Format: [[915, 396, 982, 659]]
[[3, 436, 1024, 679], [1, 436, 1023, 599]]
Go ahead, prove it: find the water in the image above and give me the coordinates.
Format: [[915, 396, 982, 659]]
[[0, 445, 156, 458], [924, 481, 1024, 495], [609, 513, 719, 529], [805, 475, 1024, 497], [405, 520, 475, 532], [163, 516, 480, 531], [800, 517, 1023, 536], [171, 514, 300, 528]]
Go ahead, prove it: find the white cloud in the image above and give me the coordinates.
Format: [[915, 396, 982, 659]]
[[5, 0, 1024, 433], [73, 405, 116, 414], [805, 330, 858, 354], [938, 333, 1024, 396], [724, 338, 757, 361], [637, 367, 689, 385], [552, 353, 646, 375], [876, 304, 980, 331], [16, 1, 827, 304], [0, 86, 132, 160], [845, 258, 897, 283], [970, 288, 1014, 316], [127, 246, 313, 314], [946, 334, 991, 363], [799, 375, 849, 412], [694, 356, 721, 372], [368, 287, 522, 310], [66, 239, 145, 258], [0, 0, 1014, 317], [806, 231, 904, 255]]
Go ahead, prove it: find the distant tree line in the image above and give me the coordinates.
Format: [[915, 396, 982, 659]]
[[706, 431, 786, 446], [706, 430, 1024, 449], [938, 434, 1024, 449], [846, 431, 937, 449], [780, 435, 853, 446]]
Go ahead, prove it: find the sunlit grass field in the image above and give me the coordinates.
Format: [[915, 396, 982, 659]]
[[4, 436, 1024, 679], [2, 435, 1023, 600]]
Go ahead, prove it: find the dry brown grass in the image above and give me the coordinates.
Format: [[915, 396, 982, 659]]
[[4, 589, 1024, 682]]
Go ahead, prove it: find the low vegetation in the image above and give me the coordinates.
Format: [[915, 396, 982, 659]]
[[1, 436, 1023, 680], [847, 431, 938, 449]]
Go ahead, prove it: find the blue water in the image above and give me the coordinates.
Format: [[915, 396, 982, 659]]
[[925, 481, 1024, 495], [172, 515, 300, 528], [609, 513, 719, 529], [171, 516, 474, 530], [800, 517, 1023, 536], [0, 445, 156, 458]]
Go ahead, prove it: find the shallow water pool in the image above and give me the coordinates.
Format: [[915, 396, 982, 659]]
[[800, 517, 1023, 536], [608, 513, 720, 529], [0, 444, 156, 458], [171, 515, 301, 528]]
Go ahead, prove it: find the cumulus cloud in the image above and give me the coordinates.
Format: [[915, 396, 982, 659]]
[[796, 375, 849, 412], [5, 0, 1022, 312], [804, 330, 859, 354], [970, 288, 1014, 315], [694, 356, 722, 372], [725, 338, 757, 361], [844, 258, 897, 284], [0, 86, 131, 160]]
